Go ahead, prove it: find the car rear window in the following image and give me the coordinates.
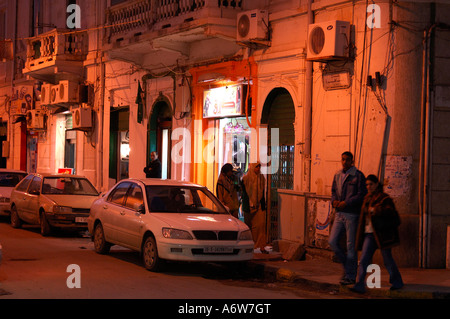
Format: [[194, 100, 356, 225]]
[[0, 173, 27, 187]]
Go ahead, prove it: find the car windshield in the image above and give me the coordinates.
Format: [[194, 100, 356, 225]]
[[146, 186, 228, 214], [0, 173, 27, 187], [42, 177, 98, 196]]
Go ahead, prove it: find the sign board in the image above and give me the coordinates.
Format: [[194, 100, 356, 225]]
[[203, 85, 243, 118], [58, 168, 74, 174]]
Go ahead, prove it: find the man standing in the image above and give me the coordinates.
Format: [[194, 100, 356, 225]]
[[144, 151, 162, 178], [329, 151, 367, 285]]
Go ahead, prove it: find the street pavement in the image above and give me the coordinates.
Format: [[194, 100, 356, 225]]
[[249, 249, 450, 299]]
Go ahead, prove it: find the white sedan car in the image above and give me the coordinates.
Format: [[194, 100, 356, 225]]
[[0, 169, 27, 217], [88, 179, 254, 271], [10, 173, 100, 236]]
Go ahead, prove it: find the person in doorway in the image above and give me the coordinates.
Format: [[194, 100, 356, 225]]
[[350, 174, 403, 293], [144, 151, 161, 178], [216, 163, 240, 218], [329, 151, 367, 285], [242, 162, 267, 253]]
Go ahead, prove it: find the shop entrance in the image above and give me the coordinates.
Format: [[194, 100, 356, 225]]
[[147, 99, 172, 179], [109, 107, 129, 182], [261, 88, 295, 242]]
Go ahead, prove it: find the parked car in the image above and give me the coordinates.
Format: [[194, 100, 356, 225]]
[[0, 169, 28, 217], [88, 179, 254, 271], [10, 173, 100, 236]]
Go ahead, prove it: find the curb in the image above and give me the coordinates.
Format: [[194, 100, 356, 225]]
[[247, 261, 450, 299]]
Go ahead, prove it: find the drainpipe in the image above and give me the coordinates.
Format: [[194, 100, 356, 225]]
[[97, 0, 106, 191], [419, 23, 435, 269], [304, 0, 313, 191]]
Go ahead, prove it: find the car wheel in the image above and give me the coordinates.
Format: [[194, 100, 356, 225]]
[[93, 223, 111, 254], [142, 236, 164, 272], [10, 206, 22, 229], [40, 211, 52, 236]]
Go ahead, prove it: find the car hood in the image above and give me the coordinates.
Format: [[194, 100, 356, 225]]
[[44, 195, 99, 209], [151, 213, 248, 231]]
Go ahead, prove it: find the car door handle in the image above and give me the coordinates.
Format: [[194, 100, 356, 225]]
[[120, 212, 126, 216], [103, 205, 108, 209]]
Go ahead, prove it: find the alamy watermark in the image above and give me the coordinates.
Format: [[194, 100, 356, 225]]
[[171, 123, 280, 175], [367, 4, 381, 29], [67, 4, 81, 29]]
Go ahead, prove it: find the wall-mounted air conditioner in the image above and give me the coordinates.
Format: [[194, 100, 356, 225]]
[[26, 109, 45, 130], [236, 9, 269, 42], [71, 107, 92, 130], [40, 83, 52, 105], [50, 84, 60, 105], [307, 20, 350, 61], [55, 80, 80, 104]]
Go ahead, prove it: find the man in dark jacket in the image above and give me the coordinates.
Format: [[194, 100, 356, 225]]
[[329, 151, 367, 285], [143, 151, 161, 178]]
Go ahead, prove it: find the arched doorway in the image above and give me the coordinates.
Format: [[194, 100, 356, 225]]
[[261, 88, 295, 242], [147, 98, 172, 179]]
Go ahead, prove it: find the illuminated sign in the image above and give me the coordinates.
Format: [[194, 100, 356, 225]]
[[203, 85, 243, 118]]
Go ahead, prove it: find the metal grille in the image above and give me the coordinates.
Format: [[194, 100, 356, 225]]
[[268, 145, 294, 242], [192, 231, 238, 241]]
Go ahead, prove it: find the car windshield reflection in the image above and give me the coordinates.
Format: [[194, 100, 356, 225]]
[[146, 186, 227, 214], [42, 177, 99, 196]]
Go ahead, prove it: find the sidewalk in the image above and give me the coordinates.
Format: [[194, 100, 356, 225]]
[[248, 250, 450, 299]]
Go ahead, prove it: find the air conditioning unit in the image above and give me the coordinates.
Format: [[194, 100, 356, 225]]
[[26, 109, 45, 130], [54, 80, 80, 104], [40, 83, 52, 105], [50, 84, 60, 105], [236, 9, 269, 42], [71, 107, 92, 129], [307, 20, 350, 61]]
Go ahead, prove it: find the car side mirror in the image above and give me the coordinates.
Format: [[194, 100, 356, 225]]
[[137, 204, 145, 214]]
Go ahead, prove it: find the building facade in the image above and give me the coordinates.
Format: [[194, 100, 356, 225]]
[[0, 0, 449, 268]]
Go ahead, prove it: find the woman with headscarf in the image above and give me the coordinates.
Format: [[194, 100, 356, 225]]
[[241, 162, 267, 253], [216, 163, 240, 218]]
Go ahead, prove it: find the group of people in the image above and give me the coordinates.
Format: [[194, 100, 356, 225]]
[[330, 151, 403, 293], [144, 150, 403, 292], [217, 162, 268, 253]]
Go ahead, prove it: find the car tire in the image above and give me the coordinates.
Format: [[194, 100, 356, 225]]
[[10, 206, 22, 229], [40, 211, 52, 236], [142, 236, 164, 272], [93, 223, 111, 254]]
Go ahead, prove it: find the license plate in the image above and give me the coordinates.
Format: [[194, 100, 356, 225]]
[[203, 247, 234, 253], [75, 217, 88, 223]]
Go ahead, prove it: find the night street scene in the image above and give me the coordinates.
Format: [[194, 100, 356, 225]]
[[0, 0, 449, 316]]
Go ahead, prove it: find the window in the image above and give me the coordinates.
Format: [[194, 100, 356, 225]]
[[42, 177, 98, 195], [0, 173, 27, 187], [124, 184, 144, 211], [111, 0, 128, 6], [28, 176, 42, 194], [16, 175, 33, 192], [107, 182, 131, 206], [145, 186, 227, 214]]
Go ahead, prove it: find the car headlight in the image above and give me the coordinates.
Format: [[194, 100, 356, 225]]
[[162, 228, 193, 240], [239, 229, 253, 241], [53, 206, 73, 213]]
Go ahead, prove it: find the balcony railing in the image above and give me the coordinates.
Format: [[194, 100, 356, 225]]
[[106, 0, 242, 41], [24, 29, 88, 72]]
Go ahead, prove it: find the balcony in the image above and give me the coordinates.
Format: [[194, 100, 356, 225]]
[[104, 0, 244, 70], [23, 29, 88, 84]]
